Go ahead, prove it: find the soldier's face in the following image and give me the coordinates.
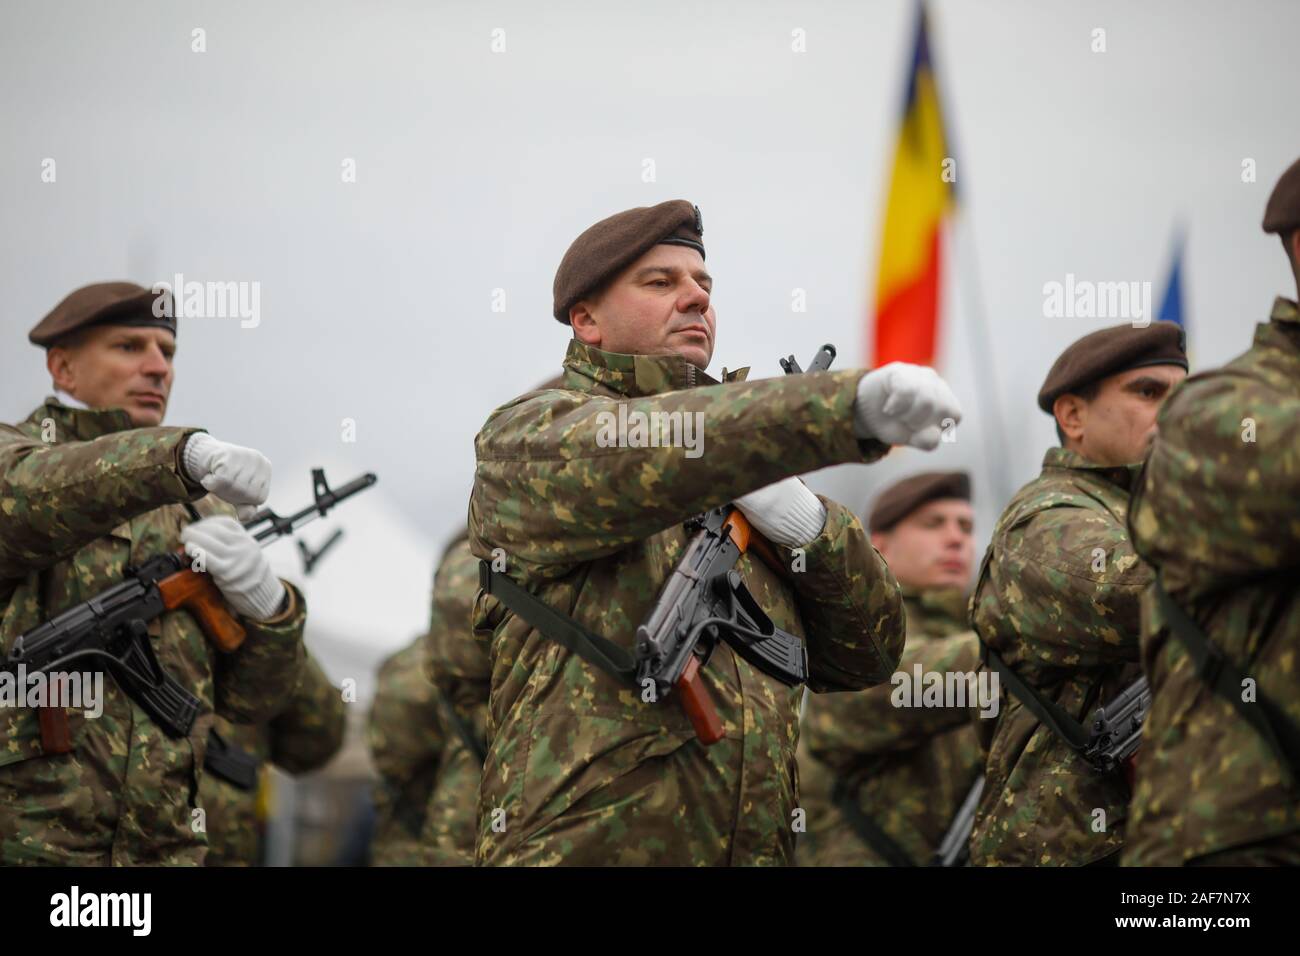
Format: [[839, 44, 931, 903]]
[[570, 245, 716, 370], [1068, 364, 1186, 465], [46, 325, 176, 427], [870, 499, 975, 590]]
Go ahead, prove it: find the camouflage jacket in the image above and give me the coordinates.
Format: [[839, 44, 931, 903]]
[[797, 587, 983, 866], [969, 447, 1149, 866], [468, 340, 905, 866], [1124, 297, 1300, 865], [201, 654, 346, 866], [368, 636, 443, 866], [423, 535, 488, 866], [0, 398, 306, 866], [368, 535, 487, 867]]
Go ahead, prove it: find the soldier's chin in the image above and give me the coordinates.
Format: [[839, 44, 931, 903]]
[[128, 401, 166, 427]]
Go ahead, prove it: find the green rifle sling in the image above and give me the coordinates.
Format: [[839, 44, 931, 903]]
[[979, 642, 1092, 752], [436, 692, 487, 766], [1153, 575, 1300, 787], [478, 560, 636, 684], [831, 775, 917, 867]]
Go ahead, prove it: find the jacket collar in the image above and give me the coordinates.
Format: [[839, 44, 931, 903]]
[[27, 396, 136, 442], [1040, 445, 1142, 492], [562, 340, 749, 398], [901, 586, 969, 634], [1269, 296, 1299, 325]]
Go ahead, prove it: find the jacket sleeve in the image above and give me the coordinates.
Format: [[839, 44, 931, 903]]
[[1131, 372, 1300, 581], [781, 497, 904, 692], [972, 504, 1150, 670], [213, 582, 307, 724], [368, 639, 445, 785], [804, 630, 983, 770], [267, 653, 347, 774], [469, 370, 887, 575], [0, 423, 207, 579]]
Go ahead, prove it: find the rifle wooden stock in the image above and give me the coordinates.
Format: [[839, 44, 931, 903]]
[[158, 567, 246, 652], [38, 706, 72, 754], [677, 653, 725, 745]]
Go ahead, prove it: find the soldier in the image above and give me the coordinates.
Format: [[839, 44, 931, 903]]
[[969, 321, 1187, 866], [201, 653, 346, 866], [0, 282, 307, 865], [369, 532, 485, 866], [469, 199, 963, 865], [798, 471, 983, 866], [1123, 159, 1300, 866]]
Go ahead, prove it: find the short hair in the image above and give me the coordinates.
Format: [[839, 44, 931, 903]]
[[1054, 378, 1102, 445], [1283, 230, 1299, 275]]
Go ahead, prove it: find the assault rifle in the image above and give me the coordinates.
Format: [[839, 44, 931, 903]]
[[1082, 675, 1150, 775], [931, 774, 985, 867], [634, 344, 836, 744], [5, 468, 376, 749]]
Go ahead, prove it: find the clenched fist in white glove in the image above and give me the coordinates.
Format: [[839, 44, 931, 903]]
[[852, 363, 963, 451], [181, 433, 272, 510], [180, 516, 287, 622], [733, 477, 827, 549]]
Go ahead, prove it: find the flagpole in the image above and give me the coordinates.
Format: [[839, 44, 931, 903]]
[[951, 207, 1016, 508]]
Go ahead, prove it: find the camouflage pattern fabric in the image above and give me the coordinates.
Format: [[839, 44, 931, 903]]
[[797, 587, 983, 866], [469, 340, 905, 866], [368, 533, 487, 867], [1124, 297, 1300, 866], [0, 398, 306, 866], [201, 654, 346, 866], [421, 534, 488, 866], [969, 447, 1149, 866], [368, 637, 443, 866]]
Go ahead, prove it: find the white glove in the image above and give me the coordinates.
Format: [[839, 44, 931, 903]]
[[182, 433, 272, 510], [852, 363, 963, 451], [180, 516, 287, 622], [733, 477, 827, 549]]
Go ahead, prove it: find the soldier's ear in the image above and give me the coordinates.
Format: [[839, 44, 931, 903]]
[[1053, 394, 1086, 446], [569, 301, 602, 346], [869, 530, 892, 558], [46, 345, 78, 393]]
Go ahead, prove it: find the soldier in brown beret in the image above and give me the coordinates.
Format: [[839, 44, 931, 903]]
[[798, 470, 984, 866], [1, 284, 310, 865], [29, 282, 178, 427], [966, 323, 1188, 866], [469, 200, 967, 865]]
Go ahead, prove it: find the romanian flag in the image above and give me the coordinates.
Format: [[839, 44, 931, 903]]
[[871, 3, 956, 368]]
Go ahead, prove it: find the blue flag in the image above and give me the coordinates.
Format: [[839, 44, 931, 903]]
[[1158, 230, 1186, 330]]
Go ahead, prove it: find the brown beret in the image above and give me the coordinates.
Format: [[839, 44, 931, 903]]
[[869, 471, 971, 534], [1037, 320, 1187, 413], [1263, 156, 1300, 235], [552, 200, 705, 324], [29, 282, 175, 348]]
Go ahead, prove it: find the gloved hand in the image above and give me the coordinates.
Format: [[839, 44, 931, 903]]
[[852, 363, 963, 451], [181, 433, 272, 512], [180, 516, 287, 622], [733, 477, 827, 549]]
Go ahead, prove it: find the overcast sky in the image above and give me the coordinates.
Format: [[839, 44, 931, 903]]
[[3, 1, 1297, 654]]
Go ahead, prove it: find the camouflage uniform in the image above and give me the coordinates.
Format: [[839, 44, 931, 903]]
[[368, 536, 487, 866], [368, 637, 442, 866], [0, 398, 306, 865], [201, 655, 346, 866], [469, 341, 905, 866], [969, 447, 1150, 866], [797, 587, 983, 866], [1124, 297, 1300, 865]]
